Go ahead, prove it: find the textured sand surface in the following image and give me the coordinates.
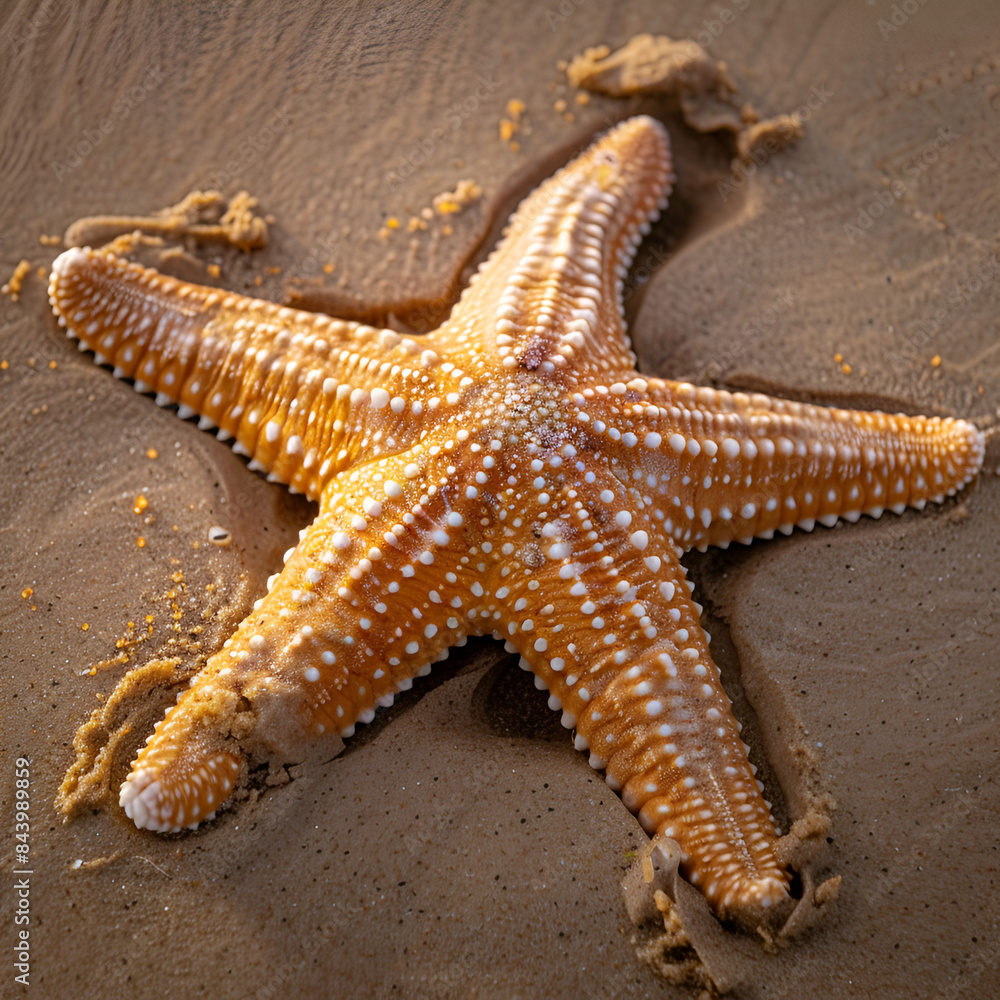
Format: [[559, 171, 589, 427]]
[[1, 2, 997, 997]]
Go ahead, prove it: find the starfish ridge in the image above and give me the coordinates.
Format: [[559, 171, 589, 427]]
[[49, 116, 984, 923]]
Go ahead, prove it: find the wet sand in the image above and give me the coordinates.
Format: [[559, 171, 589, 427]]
[[1, 1, 998, 997]]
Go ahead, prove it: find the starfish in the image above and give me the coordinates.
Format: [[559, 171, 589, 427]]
[[48, 116, 984, 925]]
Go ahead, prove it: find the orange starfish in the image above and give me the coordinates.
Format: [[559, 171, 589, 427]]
[[49, 116, 984, 924]]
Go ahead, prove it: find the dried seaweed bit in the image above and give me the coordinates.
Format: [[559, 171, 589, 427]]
[[567, 34, 736, 99], [432, 179, 483, 215], [217, 191, 269, 251], [566, 34, 804, 164], [736, 114, 805, 161], [154, 189, 230, 224], [677, 92, 747, 136], [63, 189, 268, 253]]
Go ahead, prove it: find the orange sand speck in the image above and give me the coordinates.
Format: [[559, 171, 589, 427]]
[[1, 259, 31, 301], [500, 98, 527, 149]]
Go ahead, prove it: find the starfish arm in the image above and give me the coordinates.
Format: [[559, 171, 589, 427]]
[[438, 116, 673, 377], [120, 450, 484, 831], [494, 489, 789, 919], [48, 247, 449, 499], [582, 377, 985, 550]]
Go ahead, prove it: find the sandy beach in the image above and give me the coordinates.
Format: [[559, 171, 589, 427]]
[[1, 2, 997, 997]]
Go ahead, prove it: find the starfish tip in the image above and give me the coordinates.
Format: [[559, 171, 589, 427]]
[[120, 751, 241, 833]]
